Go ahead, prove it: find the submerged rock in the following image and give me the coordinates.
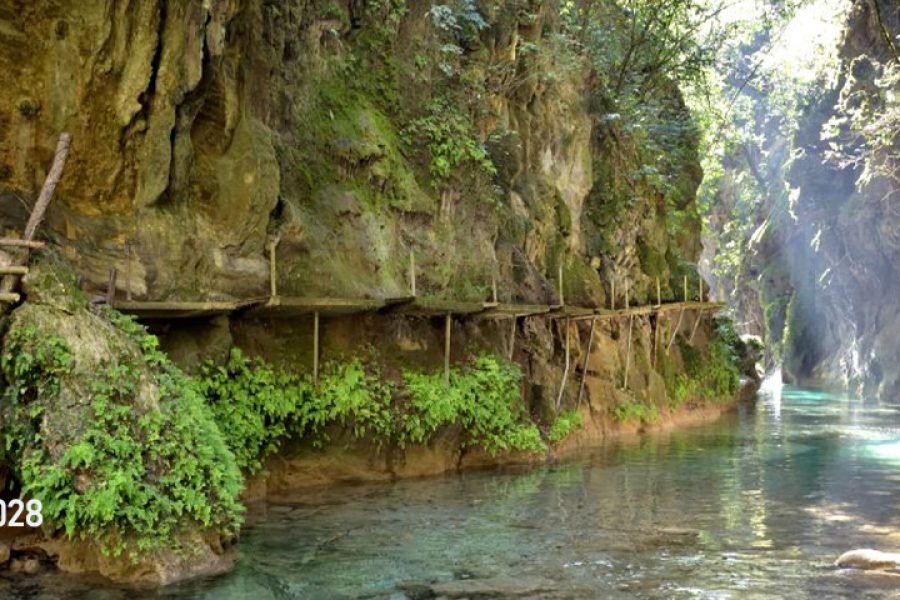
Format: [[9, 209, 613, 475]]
[[835, 549, 900, 570]]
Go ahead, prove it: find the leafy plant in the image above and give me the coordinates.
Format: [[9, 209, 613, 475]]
[[548, 409, 584, 444], [2, 312, 243, 558]]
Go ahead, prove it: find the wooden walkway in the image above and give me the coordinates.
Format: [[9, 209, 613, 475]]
[[110, 295, 724, 321]]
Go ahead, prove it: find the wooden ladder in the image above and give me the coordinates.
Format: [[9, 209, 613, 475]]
[[0, 133, 71, 312]]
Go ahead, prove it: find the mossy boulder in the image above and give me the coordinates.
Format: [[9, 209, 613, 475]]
[[0, 259, 243, 584]]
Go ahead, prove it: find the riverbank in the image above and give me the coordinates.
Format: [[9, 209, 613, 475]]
[[245, 384, 756, 500]]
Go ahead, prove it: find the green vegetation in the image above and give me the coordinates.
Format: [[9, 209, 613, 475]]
[[404, 96, 497, 182], [612, 400, 660, 425], [1, 312, 243, 558], [669, 321, 741, 405], [402, 355, 545, 454], [200, 350, 547, 461], [548, 409, 584, 444]]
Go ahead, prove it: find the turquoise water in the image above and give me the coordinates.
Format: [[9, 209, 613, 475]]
[[6, 385, 900, 598]]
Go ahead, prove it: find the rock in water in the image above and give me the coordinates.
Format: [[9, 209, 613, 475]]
[[835, 549, 900, 570]]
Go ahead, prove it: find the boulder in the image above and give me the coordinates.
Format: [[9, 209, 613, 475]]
[[835, 549, 900, 570]]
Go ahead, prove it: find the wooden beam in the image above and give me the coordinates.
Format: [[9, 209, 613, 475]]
[[410, 250, 417, 297], [125, 242, 133, 301], [491, 274, 498, 303], [0, 239, 46, 249], [577, 316, 597, 408], [623, 315, 633, 389], [444, 313, 451, 385], [667, 308, 685, 353], [656, 277, 661, 307], [683, 275, 688, 302], [313, 311, 320, 385], [268, 241, 278, 299], [106, 268, 117, 305], [0, 293, 20, 303], [0, 266, 28, 275], [1, 132, 71, 296], [558, 263, 564, 306], [610, 278, 615, 310], [555, 317, 571, 409], [689, 311, 703, 344]]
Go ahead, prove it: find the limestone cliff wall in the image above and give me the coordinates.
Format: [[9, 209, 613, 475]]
[[0, 0, 700, 306], [774, 0, 900, 396]]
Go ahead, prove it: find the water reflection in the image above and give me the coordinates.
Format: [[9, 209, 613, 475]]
[[4, 386, 900, 598]]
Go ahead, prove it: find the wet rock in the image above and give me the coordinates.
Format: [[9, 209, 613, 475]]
[[430, 575, 559, 598], [835, 549, 900, 570]]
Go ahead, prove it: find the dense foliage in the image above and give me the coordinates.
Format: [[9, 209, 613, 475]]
[[1, 313, 243, 558]]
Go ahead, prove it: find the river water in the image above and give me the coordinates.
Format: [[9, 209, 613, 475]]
[[6, 384, 900, 598]]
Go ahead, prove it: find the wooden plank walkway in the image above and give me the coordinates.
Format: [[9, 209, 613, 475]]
[[112, 295, 725, 321]]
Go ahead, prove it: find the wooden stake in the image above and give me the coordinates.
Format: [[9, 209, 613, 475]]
[[410, 250, 417, 297], [611, 278, 615, 310], [667, 308, 684, 353], [577, 316, 597, 408], [268, 241, 278, 298], [0, 266, 28, 275], [105, 268, 117, 305], [558, 263, 564, 306], [508, 316, 517, 360], [313, 311, 320, 385], [683, 276, 688, 302], [689, 310, 703, 343], [625, 284, 629, 309], [0, 239, 46, 249], [0, 293, 20, 304], [125, 242, 133, 301], [623, 315, 634, 389], [1, 132, 71, 295], [444, 313, 451, 385], [492, 274, 498, 303], [656, 277, 661, 306], [699, 277, 703, 302], [555, 317, 571, 409]]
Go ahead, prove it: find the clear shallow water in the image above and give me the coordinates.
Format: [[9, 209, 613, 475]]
[[7, 385, 900, 599]]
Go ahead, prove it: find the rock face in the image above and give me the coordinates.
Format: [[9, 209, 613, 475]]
[[777, 0, 900, 396], [0, 0, 700, 306], [836, 549, 900, 571], [708, 0, 900, 396]]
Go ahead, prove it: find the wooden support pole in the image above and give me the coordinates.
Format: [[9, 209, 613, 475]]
[[577, 316, 597, 408], [689, 310, 703, 344], [444, 313, 451, 385], [1, 132, 71, 296], [555, 317, 571, 409], [651, 315, 659, 368], [683, 275, 688, 302], [699, 277, 703, 302], [0, 239, 46, 249], [125, 242, 133, 301], [667, 308, 685, 353], [610, 278, 615, 310], [0, 266, 29, 275], [558, 263, 564, 306], [508, 316, 517, 360], [268, 241, 278, 299], [410, 250, 417, 297], [623, 315, 634, 389], [313, 311, 320, 385], [492, 274, 498, 303], [105, 268, 117, 305], [0, 293, 20, 304], [656, 277, 661, 307]]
